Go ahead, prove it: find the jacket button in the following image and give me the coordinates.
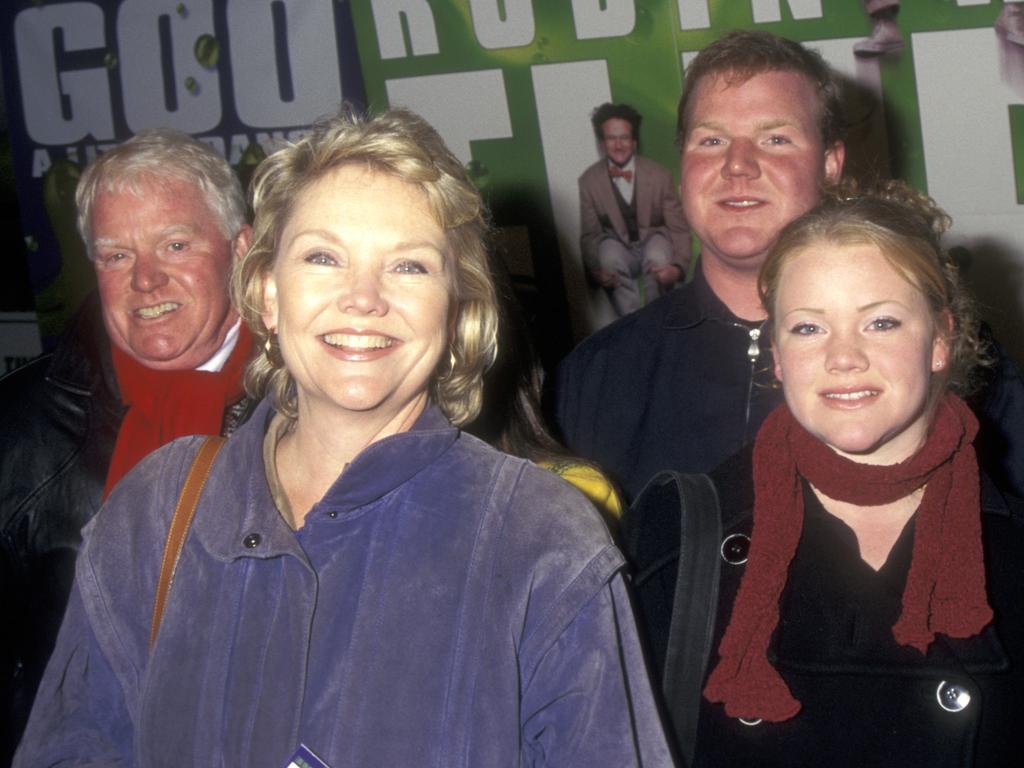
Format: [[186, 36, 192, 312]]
[[936, 681, 971, 713], [720, 533, 750, 565], [242, 533, 261, 549], [327, 511, 338, 519]]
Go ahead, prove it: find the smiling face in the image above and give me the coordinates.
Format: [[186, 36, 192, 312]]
[[601, 117, 637, 167], [772, 242, 949, 465], [680, 70, 844, 274], [260, 166, 453, 426], [91, 177, 244, 370]]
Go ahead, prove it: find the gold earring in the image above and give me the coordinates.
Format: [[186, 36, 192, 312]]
[[264, 329, 284, 368]]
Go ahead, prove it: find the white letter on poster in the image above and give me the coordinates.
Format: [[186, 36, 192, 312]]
[[370, 0, 439, 59], [469, 0, 535, 49], [229, 0, 342, 126], [572, 0, 635, 40], [677, 0, 711, 30], [751, 0, 823, 23], [14, 3, 115, 144], [118, 0, 221, 132], [914, 28, 1024, 357], [915, 29, 1022, 218], [532, 59, 616, 335], [385, 70, 512, 162]]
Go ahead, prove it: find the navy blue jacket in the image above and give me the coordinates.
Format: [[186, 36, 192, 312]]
[[554, 271, 1024, 502], [554, 270, 781, 502]]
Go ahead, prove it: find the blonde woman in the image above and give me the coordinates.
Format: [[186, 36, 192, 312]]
[[17, 110, 670, 767], [633, 182, 1024, 767]]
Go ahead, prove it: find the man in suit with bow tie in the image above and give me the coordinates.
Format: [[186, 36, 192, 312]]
[[578, 103, 692, 317]]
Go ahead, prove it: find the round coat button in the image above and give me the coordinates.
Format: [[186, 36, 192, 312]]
[[242, 533, 262, 549], [721, 533, 751, 565], [327, 511, 338, 519], [936, 681, 971, 712]]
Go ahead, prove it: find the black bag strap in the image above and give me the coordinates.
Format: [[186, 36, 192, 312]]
[[661, 473, 721, 766], [626, 470, 722, 767]]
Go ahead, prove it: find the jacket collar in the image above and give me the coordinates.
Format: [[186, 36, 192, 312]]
[[46, 292, 121, 401], [313, 404, 458, 514], [197, 398, 460, 562], [662, 266, 748, 331]]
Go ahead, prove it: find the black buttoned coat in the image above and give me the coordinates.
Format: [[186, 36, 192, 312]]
[[630, 446, 1024, 767]]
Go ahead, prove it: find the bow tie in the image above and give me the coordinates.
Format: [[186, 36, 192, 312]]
[[608, 166, 633, 182]]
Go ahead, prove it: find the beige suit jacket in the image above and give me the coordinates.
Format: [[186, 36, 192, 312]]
[[578, 155, 691, 273]]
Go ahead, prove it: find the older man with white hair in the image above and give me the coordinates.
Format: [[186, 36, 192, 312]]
[[0, 129, 253, 761]]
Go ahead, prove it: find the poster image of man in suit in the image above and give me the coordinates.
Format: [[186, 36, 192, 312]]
[[578, 103, 692, 317]]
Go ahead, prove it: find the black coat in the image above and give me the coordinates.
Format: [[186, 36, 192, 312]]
[[631, 447, 1024, 767], [0, 296, 251, 763], [0, 296, 122, 762], [553, 270, 780, 503]]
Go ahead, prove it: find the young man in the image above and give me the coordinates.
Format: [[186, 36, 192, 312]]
[[557, 30, 1024, 504], [557, 32, 845, 501]]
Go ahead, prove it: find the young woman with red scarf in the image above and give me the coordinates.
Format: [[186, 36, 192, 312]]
[[631, 181, 1024, 767]]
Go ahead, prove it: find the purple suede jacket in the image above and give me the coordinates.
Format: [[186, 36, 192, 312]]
[[15, 399, 671, 767]]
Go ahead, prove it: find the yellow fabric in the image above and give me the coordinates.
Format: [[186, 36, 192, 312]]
[[540, 460, 624, 525]]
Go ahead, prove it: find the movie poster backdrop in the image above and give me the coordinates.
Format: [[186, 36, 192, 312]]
[[350, 0, 1024, 364], [2, 1, 1022, 369], [0, 0, 365, 371]]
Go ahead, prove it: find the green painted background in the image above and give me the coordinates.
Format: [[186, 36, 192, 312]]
[[349, 1, 1021, 360]]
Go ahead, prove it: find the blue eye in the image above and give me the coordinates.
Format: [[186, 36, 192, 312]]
[[305, 251, 335, 266], [395, 260, 427, 274], [97, 251, 130, 268], [870, 317, 901, 331], [766, 135, 791, 145]]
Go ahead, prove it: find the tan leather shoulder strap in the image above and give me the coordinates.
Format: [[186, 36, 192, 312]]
[[149, 435, 226, 650]]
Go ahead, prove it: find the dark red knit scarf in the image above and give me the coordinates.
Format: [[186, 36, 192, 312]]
[[103, 324, 252, 499], [703, 394, 992, 722]]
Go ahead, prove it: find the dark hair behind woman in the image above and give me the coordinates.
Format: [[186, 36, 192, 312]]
[[466, 262, 625, 524]]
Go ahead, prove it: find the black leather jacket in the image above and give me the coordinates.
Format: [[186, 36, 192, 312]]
[[0, 296, 121, 762], [0, 295, 250, 763]]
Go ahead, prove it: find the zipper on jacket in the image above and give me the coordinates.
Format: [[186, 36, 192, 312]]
[[728, 322, 765, 445]]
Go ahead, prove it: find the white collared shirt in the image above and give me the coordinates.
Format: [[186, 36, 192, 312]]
[[608, 156, 636, 204], [196, 319, 241, 372]]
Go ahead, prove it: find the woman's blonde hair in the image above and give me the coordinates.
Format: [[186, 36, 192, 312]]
[[231, 107, 499, 425], [759, 179, 989, 398]]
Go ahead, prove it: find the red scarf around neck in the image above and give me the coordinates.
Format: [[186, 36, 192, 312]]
[[703, 394, 992, 722], [104, 324, 252, 499]]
